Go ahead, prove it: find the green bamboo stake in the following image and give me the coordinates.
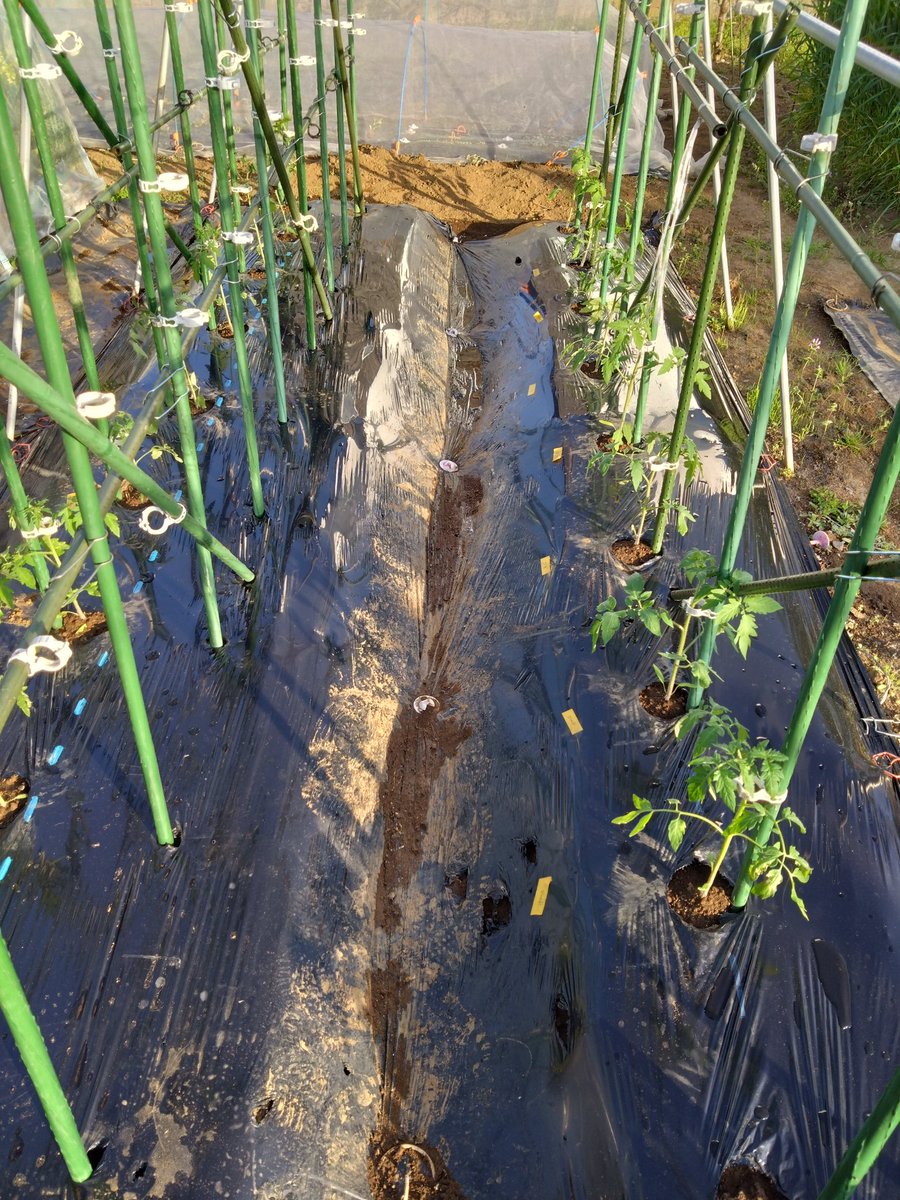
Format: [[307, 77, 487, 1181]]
[[163, 2, 205, 254], [346, 0, 362, 214], [585, 0, 611, 158], [245, 0, 289, 424], [664, 3, 705, 211], [331, 0, 364, 214], [332, 18, 351, 259], [112, 0, 229, 647], [215, 0, 333, 318], [313, 0, 336, 292], [91, 0, 166, 369], [0, 930, 91, 1182], [648, 11, 769, 557], [5, 0, 104, 438], [817, 1069, 900, 1200], [670, 555, 900, 601], [598, 11, 646, 304], [18, 0, 119, 149], [727, 1, 875, 911], [195, 0, 266, 516], [215, 4, 246, 276], [626, 0, 670, 283], [600, 0, 629, 181], [0, 82, 173, 847], [285, 0, 318, 348], [0, 429, 51, 591]]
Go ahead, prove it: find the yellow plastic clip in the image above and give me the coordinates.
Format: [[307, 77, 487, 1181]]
[[531, 876, 552, 917], [540, 556, 552, 576], [562, 709, 582, 735], [528, 383, 536, 396], [533, 311, 543, 323], [552, 446, 563, 463]]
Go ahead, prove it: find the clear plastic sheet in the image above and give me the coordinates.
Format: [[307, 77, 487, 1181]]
[[0, 17, 101, 263], [26, 3, 667, 168], [0, 210, 897, 1200]]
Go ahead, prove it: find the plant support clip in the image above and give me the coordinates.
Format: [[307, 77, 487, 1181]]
[[9, 636, 73, 678], [290, 56, 317, 66], [151, 307, 208, 329], [800, 132, 838, 154], [295, 213, 319, 233], [75, 391, 117, 420], [50, 30, 83, 56], [18, 63, 63, 81], [139, 503, 188, 537], [222, 230, 255, 245], [20, 517, 60, 541], [139, 172, 190, 193]]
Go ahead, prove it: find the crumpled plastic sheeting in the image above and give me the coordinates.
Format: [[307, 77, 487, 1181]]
[[0, 19, 101, 262], [36, 4, 667, 169], [0, 210, 898, 1200], [825, 298, 900, 412]]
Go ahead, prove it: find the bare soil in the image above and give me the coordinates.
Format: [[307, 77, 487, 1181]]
[[117, 481, 150, 509], [58, 610, 107, 647], [667, 862, 733, 930], [0, 774, 29, 830], [368, 1129, 468, 1200], [611, 536, 657, 569], [640, 680, 688, 720], [717, 1163, 789, 1200]]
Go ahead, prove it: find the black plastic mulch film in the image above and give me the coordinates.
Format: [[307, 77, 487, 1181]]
[[0, 209, 898, 1200]]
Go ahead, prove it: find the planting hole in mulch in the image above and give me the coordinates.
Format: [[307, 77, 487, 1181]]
[[640, 680, 688, 720], [244, 268, 267, 281], [444, 868, 468, 903], [716, 1162, 790, 1200], [482, 893, 512, 935], [216, 321, 234, 339], [117, 481, 150, 509], [58, 610, 107, 647], [0, 775, 29, 829], [611, 537, 657, 569], [667, 862, 733, 930]]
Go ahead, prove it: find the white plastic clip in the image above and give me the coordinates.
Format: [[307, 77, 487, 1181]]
[[152, 307, 208, 329], [223, 229, 255, 245], [296, 212, 318, 233], [648, 456, 679, 471], [139, 503, 188, 536], [20, 517, 60, 541], [291, 54, 317, 67], [439, 459, 459, 474], [413, 695, 438, 714], [75, 390, 117, 420], [216, 47, 249, 74], [681, 597, 717, 620], [737, 778, 788, 810], [245, 18, 272, 27], [354, 27, 367, 35], [734, 1, 772, 14], [19, 63, 63, 81], [102, 47, 120, 59], [675, 3, 705, 13], [267, 109, 283, 122], [139, 172, 190, 193], [206, 73, 240, 91], [800, 132, 838, 154], [9, 636, 73, 677], [315, 17, 339, 26], [231, 184, 252, 196], [50, 30, 83, 56], [164, 2, 194, 11]]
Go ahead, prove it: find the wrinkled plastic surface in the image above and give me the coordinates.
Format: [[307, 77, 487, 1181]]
[[30, 3, 667, 169], [825, 298, 900, 411], [0, 210, 898, 1200], [0, 18, 101, 262]]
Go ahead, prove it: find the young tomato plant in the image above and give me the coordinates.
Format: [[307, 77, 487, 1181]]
[[591, 573, 674, 648], [614, 702, 812, 916]]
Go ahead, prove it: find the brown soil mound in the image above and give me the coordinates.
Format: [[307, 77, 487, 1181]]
[[0, 774, 29, 829], [640, 680, 687, 720], [717, 1163, 790, 1200], [118, 481, 150, 509], [59, 610, 107, 647], [611, 537, 657, 569], [368, 1129, 468, 1200], [667, 862, 733, 930]]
